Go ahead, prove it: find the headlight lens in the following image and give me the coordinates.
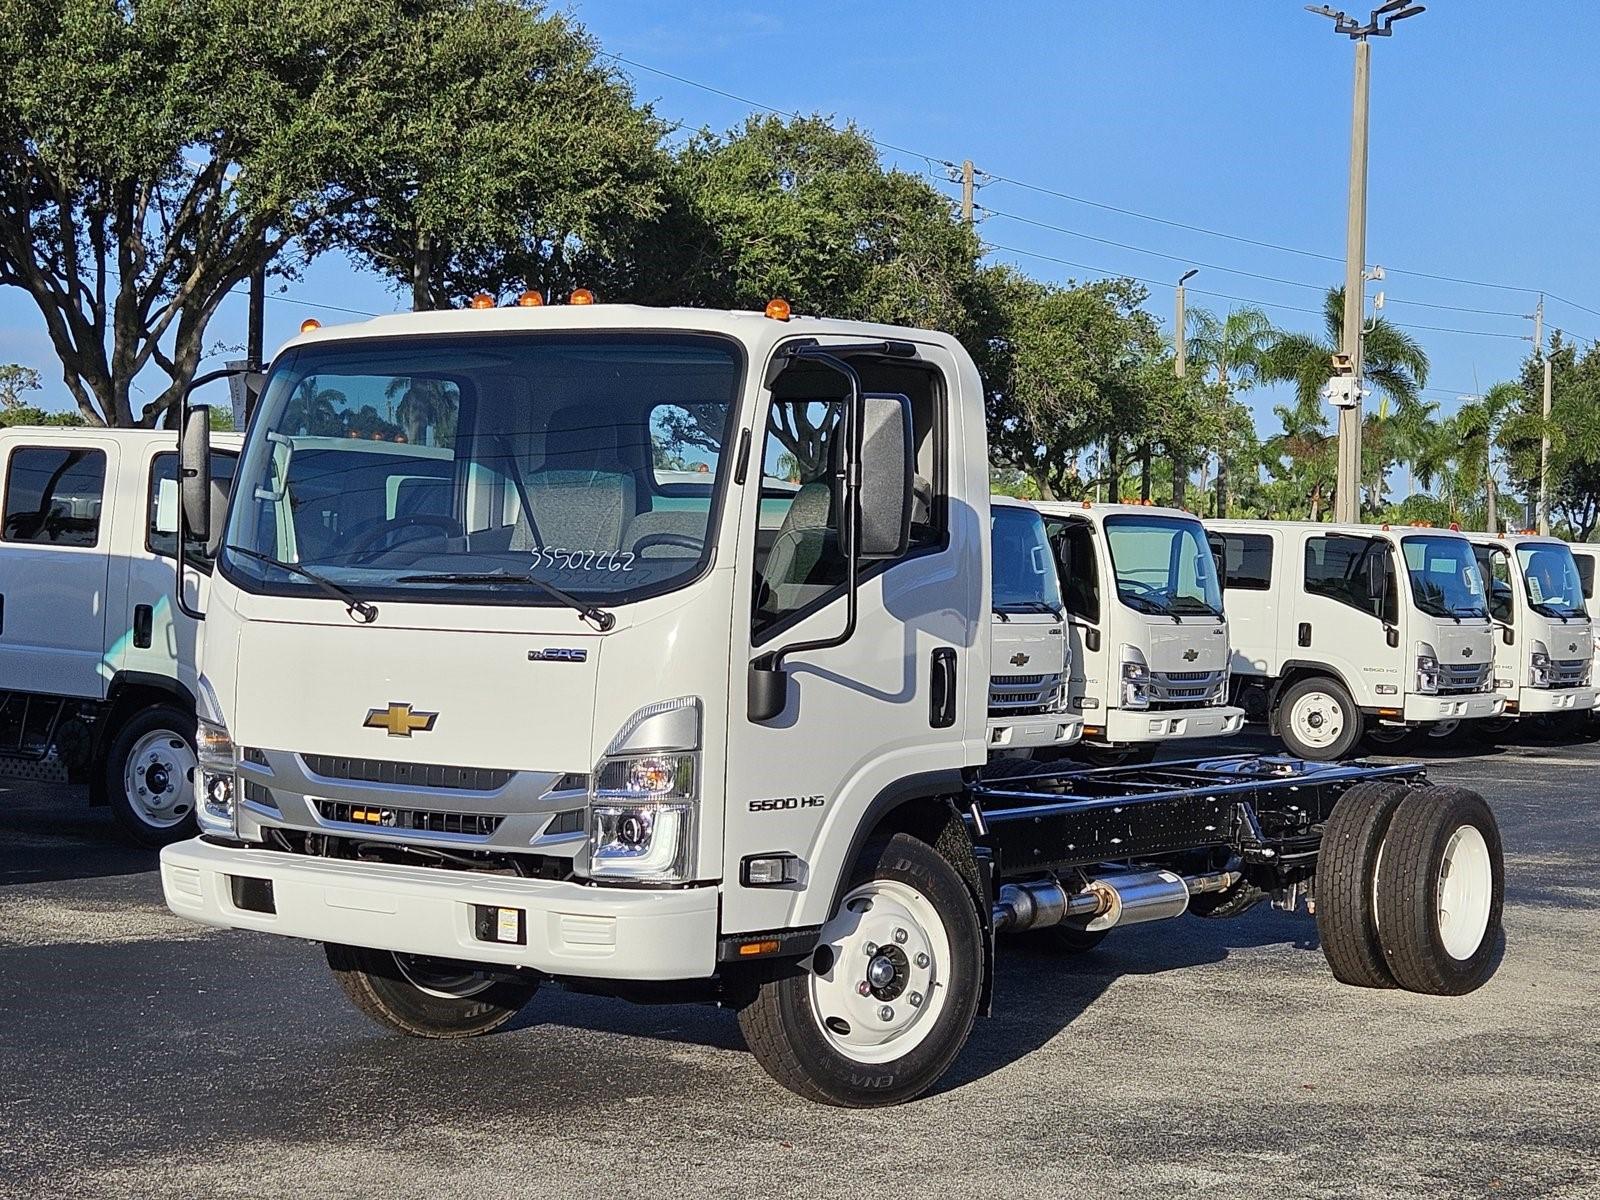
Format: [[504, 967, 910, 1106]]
[[1530, 642, 1552, 688], [1415, 644, 1440, 695], [1120, 645, 1150, 710], [586, 700, 701, 885], [195, 716, 236, 836]]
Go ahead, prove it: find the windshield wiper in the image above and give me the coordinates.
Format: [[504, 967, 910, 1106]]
[[995, 600, 1063, 619], [394, 570, 616, 632], [226, 546, 378, 624], [1529, 600, 1579, 621], [1120, 589, 1181, 624]]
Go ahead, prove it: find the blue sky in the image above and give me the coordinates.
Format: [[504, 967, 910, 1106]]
[[5, 0, 1598, 434]]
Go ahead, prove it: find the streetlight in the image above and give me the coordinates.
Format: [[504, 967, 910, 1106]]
[[1307, 2, 1425, 523], [1174, 269, 1198, 380]]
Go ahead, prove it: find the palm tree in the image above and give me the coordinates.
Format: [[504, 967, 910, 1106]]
[[1453, 382, 1521, 531], [1264, 287, 1429, 513], [1184, 306, 1276, 517]]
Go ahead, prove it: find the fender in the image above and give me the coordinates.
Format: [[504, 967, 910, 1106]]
[[1270, 660, 1360, 729], [106, 671, 196, 710], [88, 672, 197, 804]]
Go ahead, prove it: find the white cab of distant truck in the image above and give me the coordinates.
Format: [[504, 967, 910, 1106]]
[[1032, 502, 1243, 760], [0, 426, 241, 844], [986, 496, 1080, 755], [1207, 520, 1504, 759], [1465, 532, 1596, 723]]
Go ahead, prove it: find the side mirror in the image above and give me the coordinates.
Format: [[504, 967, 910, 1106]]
[[180, 404, 213, 542], [1211, 549, 1228, 587], [1501, 624, 1515, 647], [856, 392, 914, 560]]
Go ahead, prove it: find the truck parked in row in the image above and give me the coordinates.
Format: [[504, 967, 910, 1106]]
[[157, 301, 1502, 1107], [0, 426, 241, 844], [1035, 502, 1244, 762], [1207, 520, 1504, 759], [1465, 531, 1595, 730]]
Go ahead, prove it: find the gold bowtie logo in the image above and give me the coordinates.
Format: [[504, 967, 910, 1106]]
[[363, 703, 438, 738]]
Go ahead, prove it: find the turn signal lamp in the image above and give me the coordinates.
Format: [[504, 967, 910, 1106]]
[[517, 290, 544, 307], [299, 318, 321, 333], [570, 288, 596, 305], [468, 292, 495, 309], [765, 297, 791, 321]]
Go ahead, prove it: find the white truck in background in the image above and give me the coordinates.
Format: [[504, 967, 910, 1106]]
[[1033, 502, 1243, 763], [1465, 531, 1595, 730], [1207, 520, 1505, 759], [0, 426, 241, 845], [153, 301, 1503, 1107]]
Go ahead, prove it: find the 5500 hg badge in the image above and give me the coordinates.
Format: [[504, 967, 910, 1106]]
[[749, 794, 826, 813]]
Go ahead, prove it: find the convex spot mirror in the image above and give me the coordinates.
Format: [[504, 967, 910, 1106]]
[[856, 392, 914, 560], [180, 404, 213, 543]]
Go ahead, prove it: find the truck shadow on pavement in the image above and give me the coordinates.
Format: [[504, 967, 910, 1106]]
[[0, 780, 152, 887]]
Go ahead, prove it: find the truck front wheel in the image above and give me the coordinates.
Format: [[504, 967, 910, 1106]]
[[104, 704, 198, 848], [737, 833, 983, 1107], [324, 944, 539, 1038], [1275, 677, 1362, 761]]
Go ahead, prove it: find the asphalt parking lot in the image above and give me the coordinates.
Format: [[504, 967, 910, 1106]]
[[2, 733, 1597, 1200]]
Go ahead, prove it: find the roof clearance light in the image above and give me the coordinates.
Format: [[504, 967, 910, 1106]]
[[1449, 522, 1461, 531], [516, 290, 544, 307], [468, 293, 495, 309], [299, 318, 321, 333], [570, 288, 595, 305], [765, 297, 791, 321]]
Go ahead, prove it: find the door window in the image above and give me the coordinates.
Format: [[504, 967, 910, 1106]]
[[148, 451, 240, 569], [1212, 532, 1273, 590], [1304, 535, 1396, 623], [1046, 518, 1101, 623], [3, 447, 106, 547], [751, 398, 848, 639]]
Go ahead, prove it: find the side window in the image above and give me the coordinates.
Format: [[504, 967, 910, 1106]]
[[1048, 518, 1100, 623], [3, 447, 106, 547], [1216, 532, 1273, 590], [148, 451, 240, 568], [751, 398, 848, 640], [1575, 553, 1595, 601], [1476, 547, 1514, 624], [1304, 535, 1392, 621]]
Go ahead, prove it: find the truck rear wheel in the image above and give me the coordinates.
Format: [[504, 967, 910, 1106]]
[[1276, 677, 1361, 761], [104, 704, 198, 848], [737, 832, 983, 1107], [1373, 786, 1503, 995], [324, 944, 539, 1038], [1315, 779, 1411, 988]]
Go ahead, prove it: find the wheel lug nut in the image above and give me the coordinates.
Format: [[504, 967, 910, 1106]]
[[909, 992, 923, 1008], [893, 927, 908, 944], [857, 980, 871, 996], [914, 952, 930, 969], [878, 1005, 894, 1022], [863, 942, 877, 956]]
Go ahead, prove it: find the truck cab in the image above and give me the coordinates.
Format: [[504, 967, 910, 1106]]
[[0, 426, 242, 844], [986, 497, 1080, 755], [1466, 532, 1595, 723], [1207, 520, 1505, 759], [1033, 502, 1243, 758]]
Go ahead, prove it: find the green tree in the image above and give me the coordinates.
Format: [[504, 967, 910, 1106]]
[[0, 0, 398, 426], [1501, 335, 1600, 539], [1183, 306, 1276, 517], [0, 363, 42, 409]]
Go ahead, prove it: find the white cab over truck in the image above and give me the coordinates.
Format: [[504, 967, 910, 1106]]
[[1465, 532, 1595, 727], [0, 426, 241, 844], [986, 497, 1080, 756], [1207, 520, 1505, 759], [157, 303, 1504, 1106], [1033, 502, 1243, 762]]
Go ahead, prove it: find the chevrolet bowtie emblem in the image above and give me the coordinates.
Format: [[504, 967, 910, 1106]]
[[1010, 652, 1030, 667], [364, 703, 438, 737], [1462, 648, 1474, 658], [1183, 647, 1200, 662]]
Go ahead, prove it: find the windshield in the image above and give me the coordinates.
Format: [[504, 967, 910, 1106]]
[[991, 503, 1062, 613], [1515, 542, 1588, 617], [222, 333, 742, 607], [1401, 535, 1487, 619], [1103, 514, 1223, 616]]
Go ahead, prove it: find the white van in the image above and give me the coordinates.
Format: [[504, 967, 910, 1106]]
[[1207, 520, 1504, 759], [0, 426, 241, 844]]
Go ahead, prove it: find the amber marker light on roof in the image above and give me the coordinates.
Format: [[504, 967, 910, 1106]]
[[468, 293, 495, 309], [299, 318, 321, 333], [570, 288, 596, 305], [765, 297, 791, 320], [517, 290, 544, 307]]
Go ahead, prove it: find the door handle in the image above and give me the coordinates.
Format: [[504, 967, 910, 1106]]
[[930, 647, 957, 729], [1297, 621, 1312, 647], [133, 604, 153, 649]]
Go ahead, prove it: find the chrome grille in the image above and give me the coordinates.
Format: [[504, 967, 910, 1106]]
[[989, 672, 1063, 715], [1147, 668, 1226, 709], [313, 799, 504, 838], [300, 754, 513, 792], [1438, 662, 1492, 694], [1548, 658, 1588, 688]]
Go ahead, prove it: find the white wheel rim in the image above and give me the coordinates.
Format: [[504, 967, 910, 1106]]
[[1426, 720, 1461, 740], [809, 878, 952, 1065], [392, 953, 496, 1000], [1288, 691, 1345, 750], [1437, 824, 1493, 960], [123, 729, 196, 828]]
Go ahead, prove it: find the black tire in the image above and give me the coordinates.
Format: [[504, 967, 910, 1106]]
[[1188, 880, 1268, 919], [1373, 786, 1504, 996], [324, 943, 539, 1038], [1275, 676, 1363, 761], [1073, 741, 1158, 768], [103, 703, 198, 848], [1363, 721, 1415, 753], [1315, 779, 1412, 988], [737, 832, 983, 1107], [1044, 922, 1109, 953]]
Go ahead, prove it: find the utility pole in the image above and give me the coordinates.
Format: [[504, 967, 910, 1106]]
[[1540, 353, 1553, 535], [1308, 2, 1426, 524], [961, 160, 975, 226], [1173, 269, 1198, 509]]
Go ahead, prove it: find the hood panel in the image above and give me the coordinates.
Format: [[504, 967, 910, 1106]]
[[1429, 622, 1494, 665], [233, 620, 601, 772], [990, 615, 1066, 676], [1141, 619, 1232, 673]]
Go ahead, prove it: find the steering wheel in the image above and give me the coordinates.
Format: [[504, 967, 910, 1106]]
[[1118, 577, 1169, 599], [631, 532, 705, 555], [345, 514, 464, 563]]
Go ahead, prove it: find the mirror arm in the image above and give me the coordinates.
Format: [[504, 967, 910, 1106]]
[[174, 363, 256, 622]]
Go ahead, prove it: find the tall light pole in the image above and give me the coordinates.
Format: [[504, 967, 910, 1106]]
[[1308, 2, 1425, 523], [1172, 269, 1198, 509]]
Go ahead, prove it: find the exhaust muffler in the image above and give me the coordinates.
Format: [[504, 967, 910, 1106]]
[[994, 868, 1239, 934]]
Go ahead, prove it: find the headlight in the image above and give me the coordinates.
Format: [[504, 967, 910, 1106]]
[[195, 716, 236, 836], [1120, 645, 1150, 710], [586, 699, 701, 885], [1414, 643, 1440, 695], [1530, 641, 1552, 688]]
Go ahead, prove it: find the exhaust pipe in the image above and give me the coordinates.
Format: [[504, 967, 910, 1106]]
[[994, 868, 1240, 934]]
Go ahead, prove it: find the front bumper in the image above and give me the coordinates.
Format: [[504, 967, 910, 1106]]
[[1510, 686, 1598, 715], [160, 838, 719, 981], [1402, 692, 1506, 723], [1089, 705, 1246, 746], [987, 712, 1083, 751]]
